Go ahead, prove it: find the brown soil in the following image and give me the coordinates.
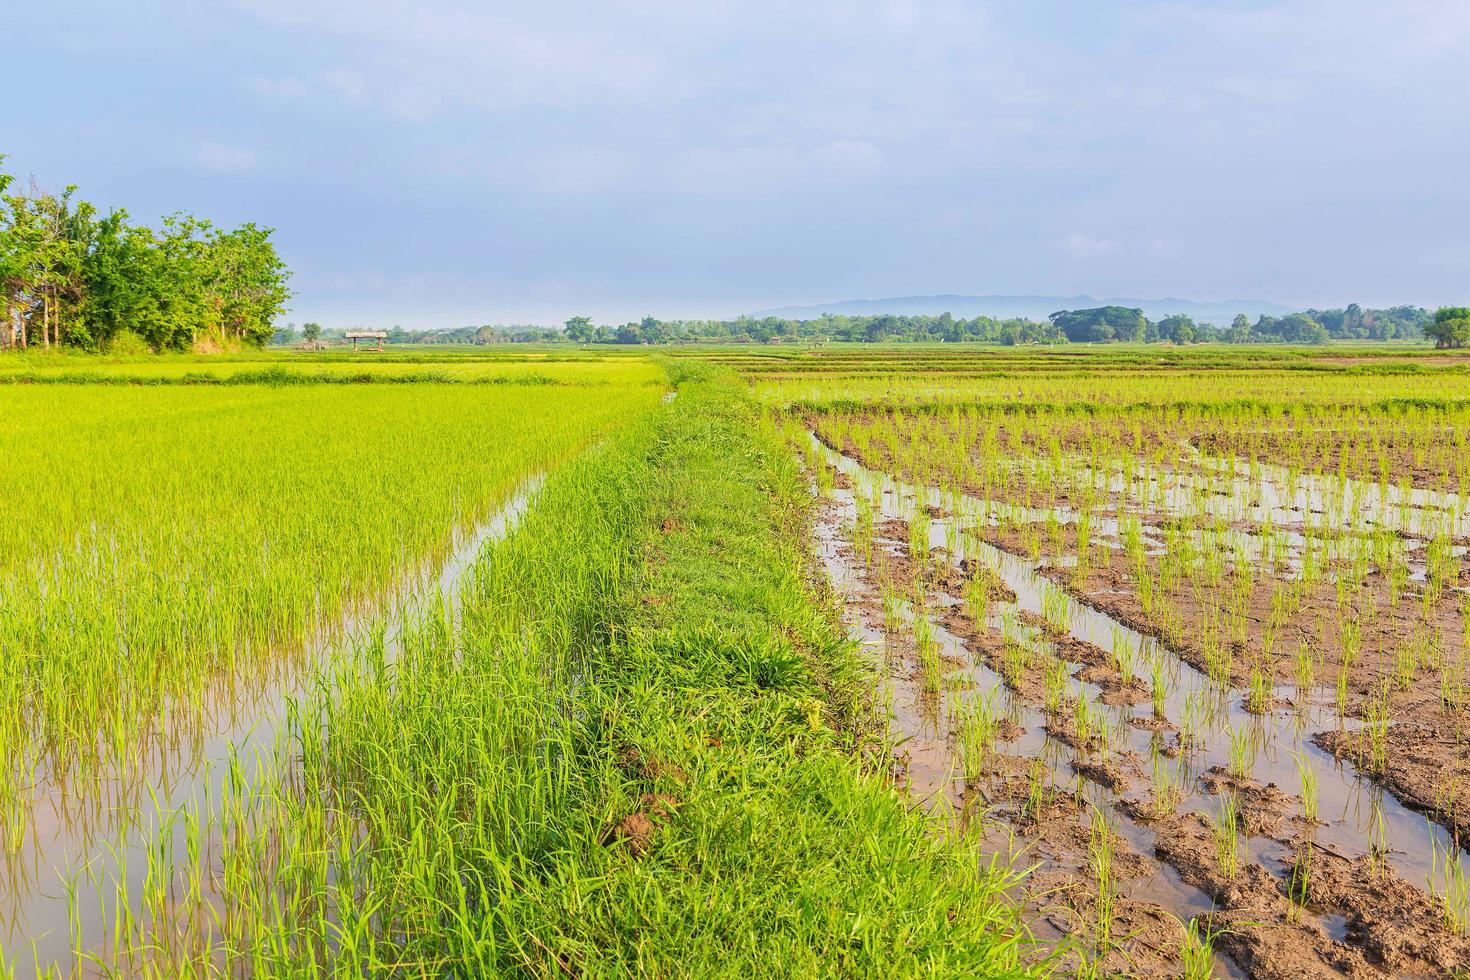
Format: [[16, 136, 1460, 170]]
[[615, 745, 688, 785], [818, 474, 1470, 978], [1197, 768, 1310, 840], [1038, 539, 1465, 716], [1292, 840, 1470, 975], [1147, 811, 1377, 978], [606, 811, 657, 855], [1313, 721, 1470, 843]]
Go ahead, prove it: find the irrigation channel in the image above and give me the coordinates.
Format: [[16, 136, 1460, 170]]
[[810, 432, 1470, 977], [0, 479, 543, 974]]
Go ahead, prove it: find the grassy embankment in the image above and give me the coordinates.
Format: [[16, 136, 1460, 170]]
[[171, 367, 1039, 977]]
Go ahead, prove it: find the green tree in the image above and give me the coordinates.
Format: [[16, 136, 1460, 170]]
[[1227, 314, 1251, 343], [0, 161, 290, 352], [1157, 314, 1197, 344], [639, 315, 669, 343], [563, 315, 594, 343], [301, 321, 323, 343], [1048, 306, 1146, 343], [1425, 307, 1470, 349]]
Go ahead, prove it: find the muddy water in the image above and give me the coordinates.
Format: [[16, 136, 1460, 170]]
[[813, 436, 1470, 974], [0, 480, 541, 975], [993, 446, 1467, 581]]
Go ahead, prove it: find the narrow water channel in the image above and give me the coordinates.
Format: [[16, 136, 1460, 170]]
[[0, 479, 541, 974]]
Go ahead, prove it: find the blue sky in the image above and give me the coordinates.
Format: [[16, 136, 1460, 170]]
[[4, 0, 1468, 327]]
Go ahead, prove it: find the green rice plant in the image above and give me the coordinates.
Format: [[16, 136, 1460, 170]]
[[880, 577, 903, 634], [1227, 726, 1255, 779], [1369, 801, 1390, 881], [1111, 626, 1136, 686], [1436, 777, 1464, 828], [1002, 642, 1029, 689], [958, 690, 1000, 779], [1212, 795, 1241, 880], [1178, 916, 1218, 980], [1088, 807, 1115, 955], [915, 611, 943, 695], [961, 568, 990, 625], [1428, 827, 1470, 936], [1360, 682, 1392, 775], [1443, 661, 1467, 713], [907, 508, 930, 565], [1293, 639, 1316, 691], [1180, 690, 1204, 748], [1095, 708, 1113, 760], [1136, 562, 1155, 616], [1295, 752, 1318, 823], [1041, 586, 1072, 633], [1072, 694, 1095, 751], [1000, 608, 1020, 644], [1288, 845, 1312, 923], [1339, 617, 1362, 668], [1073, 511, 1093, 584], [1246, 665, 1271, 714], [1043, 656, 1069, 714], [1396, 637, 1420, 691], [852, 494, 875, 564], [1150, 656, 1168, 717], [1148, 752, 1180, 818], [0, 374, 658, 863], [1389, 557, 1409, 607], [943, 519, 961, 560], [1022, 757, 1049, 821]]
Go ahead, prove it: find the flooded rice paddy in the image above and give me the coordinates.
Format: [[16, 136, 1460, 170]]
[[810, 430, 1470, 977], [0, 482, 540, 974]]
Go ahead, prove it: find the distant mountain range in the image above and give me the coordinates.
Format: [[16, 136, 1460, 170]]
[[747, 294, 1301, 327]]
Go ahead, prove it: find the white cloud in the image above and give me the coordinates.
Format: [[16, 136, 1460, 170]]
[[194, 140, 257, 173], [527, 147, 636, 194], [668, 139, 884, 194], [818, 140, 883, 170], [385, 86, 440, 122], [319, 68, 368, 101], [1061, 233, 1117, 258], [250, 75, 308, 98], [1148, 234, 1184, 259]]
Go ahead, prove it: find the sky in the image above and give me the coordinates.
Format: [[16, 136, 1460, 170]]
[[3, 0, 1468, 328]]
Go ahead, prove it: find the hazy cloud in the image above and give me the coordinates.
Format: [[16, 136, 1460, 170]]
[[194, 141, 257, 173], [250, 75, 308, 99], [1062, 233, 1118, 259]]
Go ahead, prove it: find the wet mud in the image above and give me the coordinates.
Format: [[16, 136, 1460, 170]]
[[811, 435, 1470, 978]]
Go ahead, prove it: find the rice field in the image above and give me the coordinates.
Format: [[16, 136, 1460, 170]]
[[770, 345, 1470, 976], [11, 341, 1469, 977], [0, 360, 663, 973], [0, 351, 1038, 977]]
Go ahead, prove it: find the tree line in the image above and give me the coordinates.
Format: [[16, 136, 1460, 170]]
[[1048, 304, 1432, 345], [338, 305, 1448, 347], [0, 158, 290, 352]]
